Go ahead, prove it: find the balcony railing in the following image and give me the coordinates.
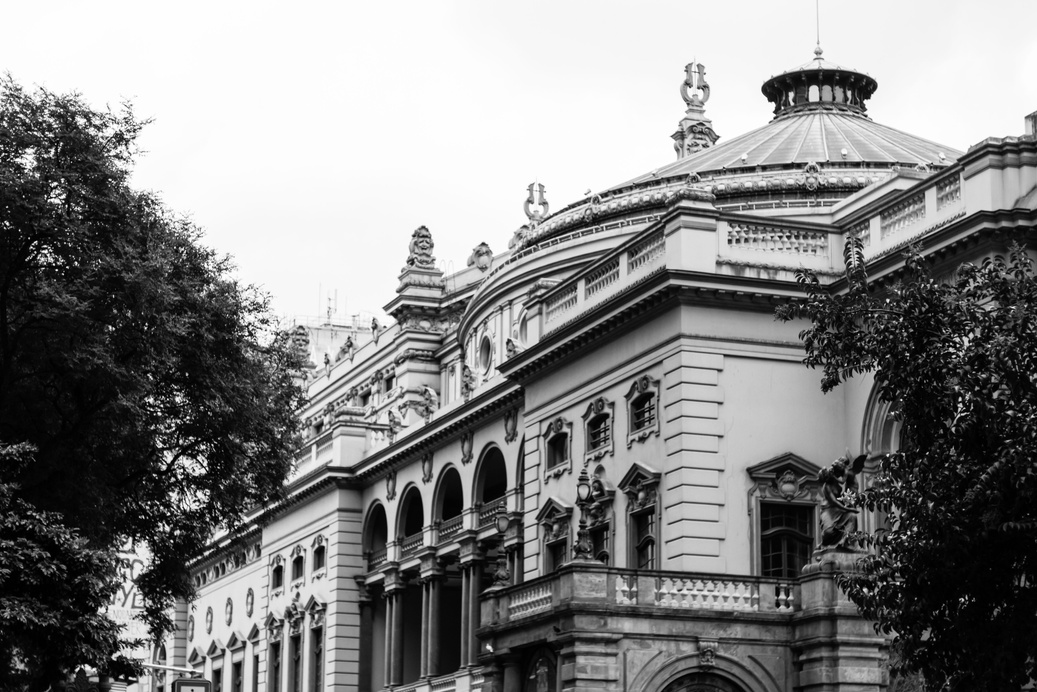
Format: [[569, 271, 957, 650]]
[[483, 566, 800, 627], [437, 515, 464, 542], [400, 532, 424, 558], [477, 497, 507, 528], [367, 548, 387, 570]]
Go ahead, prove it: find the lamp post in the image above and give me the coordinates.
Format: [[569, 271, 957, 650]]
[[489, 509, 511, 589], [573, 467, 595, 561]]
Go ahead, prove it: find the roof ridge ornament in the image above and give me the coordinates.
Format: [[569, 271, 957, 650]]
[[523, 182, 549, 224], [673, 61, 719, 160]]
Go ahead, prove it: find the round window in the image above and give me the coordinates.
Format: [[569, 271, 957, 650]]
[[479, 335, 493, 373]]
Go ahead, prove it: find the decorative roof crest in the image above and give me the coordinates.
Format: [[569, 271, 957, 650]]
[[673, 60, 719, 160], [523, 182, 549, 225]]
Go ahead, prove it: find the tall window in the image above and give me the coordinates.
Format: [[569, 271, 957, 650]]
[[252, 653, 259, 692], [632, 510, 656, 568], [536, 501, 574, 573], [269, 642, 282, 692], [760, 503, 814, 578], [625, 375, 660, 447], [619, 463, 661, 570], [213, 667, 223, 692], [590, 524, 610, 565], [311, 627, 324, 692], [312, 545, 326, 572], [291, 554, 304, 582], [231, 661, 243, 692], [587, 416, 610, 450], [272, 564, 284, 590], [289, 635, 302, 692]]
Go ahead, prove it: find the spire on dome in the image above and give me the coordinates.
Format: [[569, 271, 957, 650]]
[[672, 61, 719, 160]]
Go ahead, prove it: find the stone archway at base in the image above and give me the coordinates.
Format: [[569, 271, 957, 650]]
[[661, 672, 748, 692]]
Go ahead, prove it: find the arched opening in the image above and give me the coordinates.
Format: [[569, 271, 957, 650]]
[[662, 672, 747, 692], [476, 446, 508, 504], [363, 503, 389, 566], [435, 466, 464, 523], [398, 486, 424, 539]]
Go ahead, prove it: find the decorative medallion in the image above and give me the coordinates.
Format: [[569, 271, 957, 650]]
[[205, 606, 213, 634], [225, 597, 233, 626], [187, 615, 195, 640], [246, 588, 255, 618]]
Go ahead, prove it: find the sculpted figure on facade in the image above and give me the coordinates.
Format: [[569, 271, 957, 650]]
[[817, 452, 867, 549], [406, 225, 437, 269], [461, 364, 477, 401]]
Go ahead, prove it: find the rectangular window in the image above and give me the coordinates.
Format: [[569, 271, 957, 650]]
[[590, 524, 610, 565], [588, 416, 610, 451], [633, 511, 656, 569], [231, 661, 242, 692], [631, 395, 656, 431], [289, 635, 302, 692], [213, 668, 223, 692], [546, 434, 568, 468], [252, 653, 259, 692], [546, 539, 568, 572], [312, 546, 326, 572], [291, 556, 304, 581], [760, 503, 814, 579], [311, 627, 324, 692], [269, 642, 281, 692]]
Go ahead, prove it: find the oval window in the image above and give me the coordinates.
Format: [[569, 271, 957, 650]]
[[479, 335, 493, 373]]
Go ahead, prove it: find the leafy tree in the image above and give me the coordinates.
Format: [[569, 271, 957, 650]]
[[0, 77, 306, 686], [778, 240, 1037, 692]]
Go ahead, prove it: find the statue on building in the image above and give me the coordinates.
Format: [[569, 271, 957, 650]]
[[817, 451, 867, 549], [336, 335, 355, 363], [387, 409, 403, 440], [420, 385, 438, 412], [406, 225, 437, 269]]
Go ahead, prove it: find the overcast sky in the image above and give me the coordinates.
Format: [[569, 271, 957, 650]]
[[4, 1, 1035, 323]]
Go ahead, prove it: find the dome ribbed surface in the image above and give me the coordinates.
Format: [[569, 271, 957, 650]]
[[616, 110, 962, 189]]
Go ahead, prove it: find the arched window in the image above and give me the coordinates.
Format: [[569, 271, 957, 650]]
[[435, 465, 465, 543], [271, 557, 285, 590], [364, 503, 389, 571]]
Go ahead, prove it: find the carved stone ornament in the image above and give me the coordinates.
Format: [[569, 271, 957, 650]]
[[460, 430, 474, 465], [225, 597, 233, 626], [504, 409, 518, 444], [187, 615, 195, 641], [461, 364, 477, 401], [386, 470, 397, 501], [700, 644, 717, 667], [405, 225, 437, 269], [205, 606, 213, 634], [523, 182, 549, 224], [245, 588, 254, 618], [467, 242, 494, 271], [421, 452, 434, 484], [291, 544, 303, 558]]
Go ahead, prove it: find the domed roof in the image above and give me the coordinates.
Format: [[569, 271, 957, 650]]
[[618, 109, 958, 186], [607, 47, 961, 196]]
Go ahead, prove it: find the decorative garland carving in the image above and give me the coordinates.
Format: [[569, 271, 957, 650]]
[[504, 409, 519, 444], [460, 430, 474, 465]]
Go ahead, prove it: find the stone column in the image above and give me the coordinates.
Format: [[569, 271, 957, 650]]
[[427, 576, 442, 677], [356, 581, 373, 692], [467, 560, 484, 667], [419, 580, 430, 678], [390, 587, 404, 685], [382, 591, 393, 687], [459, 564, 470, 666]]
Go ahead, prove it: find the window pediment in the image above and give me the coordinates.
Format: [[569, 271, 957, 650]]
[[747, 452, 823, 502], [226, 631, 246, 651], [205, 639, 225, 659], [535, 497, 574, 543], [618, 462, 661, 511], [542, 416, 573, 478], [187, 646, 206, 666]]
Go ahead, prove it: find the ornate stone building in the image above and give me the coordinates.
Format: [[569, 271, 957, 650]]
[[165, 49, 1037, 692]]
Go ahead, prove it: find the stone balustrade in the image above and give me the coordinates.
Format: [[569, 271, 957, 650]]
[[542, 229, 666, 333], [483, 565, 801, 628], [477, 497, 507, 528], [400, 532, 424, 558], [437, 514, 464, 543]]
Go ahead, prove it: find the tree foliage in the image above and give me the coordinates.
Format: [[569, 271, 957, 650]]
[[778, 240, 1037, 692], [0, 77, 306, 685]]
